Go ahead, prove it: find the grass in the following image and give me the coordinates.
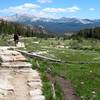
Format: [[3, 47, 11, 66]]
[[0, 34, 14, 46], [0, 36, 100, 100], [30, 58, 62, 100], [22, 37, 100, 100]]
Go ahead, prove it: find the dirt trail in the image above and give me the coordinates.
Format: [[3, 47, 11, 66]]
[[47, 74, 80, 100], [56, 77, 80, 100]]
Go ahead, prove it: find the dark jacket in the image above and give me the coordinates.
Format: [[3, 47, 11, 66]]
[[14, 34, 19, 41]]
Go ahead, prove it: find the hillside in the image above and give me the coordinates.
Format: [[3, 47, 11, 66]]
[[0, 19, 51, 38]]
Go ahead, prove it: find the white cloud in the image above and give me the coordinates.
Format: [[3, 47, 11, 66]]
[[36, 6, 80, 18], [34, 11, 61, 18], [37, 0, 52, 3], [21, 3, 40, 9], [89, 8, 95, 11], [0, 4, 80, 18], [42, 6, 80, 13], [67, 6, 80, 13], [0, 3, 40, 14], [42, 8, 66, 13]]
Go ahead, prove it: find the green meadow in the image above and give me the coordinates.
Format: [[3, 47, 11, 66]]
[[0, 36, 100, 100]]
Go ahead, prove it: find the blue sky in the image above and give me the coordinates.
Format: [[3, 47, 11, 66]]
[[0, 0, 99, 19]]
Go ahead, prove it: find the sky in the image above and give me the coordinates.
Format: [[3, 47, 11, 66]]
[[0, 0, 99, 19]]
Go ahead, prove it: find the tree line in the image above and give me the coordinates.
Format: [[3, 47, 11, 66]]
[[72, 27, 100, 39], [0, 19, 54, 38]]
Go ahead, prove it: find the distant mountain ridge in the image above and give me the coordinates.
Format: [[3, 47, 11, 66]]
[[1, 14, 100, 34]]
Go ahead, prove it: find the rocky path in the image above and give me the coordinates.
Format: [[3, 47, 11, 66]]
[[0, 47, 45, 100], [12, 71, 30, 100]]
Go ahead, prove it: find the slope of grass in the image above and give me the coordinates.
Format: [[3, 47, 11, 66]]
[[23, 37, 100, 100]]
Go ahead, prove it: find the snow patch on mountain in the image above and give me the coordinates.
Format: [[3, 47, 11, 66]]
[[0, 14, 94, 24], [1, 14, 100, 34]]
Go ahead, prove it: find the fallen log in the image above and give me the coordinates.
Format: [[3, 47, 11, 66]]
[[17, 50, 100, 64], [17, 50, 62, 63]]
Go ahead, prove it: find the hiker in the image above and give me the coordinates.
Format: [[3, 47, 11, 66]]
[[14, 33, 19, 46]]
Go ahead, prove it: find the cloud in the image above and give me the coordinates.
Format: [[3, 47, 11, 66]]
[[0, 3, 40, 14], [42, 8, 66, 13], [34, 11, 62, 18], [35, 6, 80, 18], [89, 8, 95, 11], [0, 4, 80, 18], [37, 0, 52, 3], [21, 3, 40, 9], [42, 6, 80, 13], [67, 6, 80, 13]]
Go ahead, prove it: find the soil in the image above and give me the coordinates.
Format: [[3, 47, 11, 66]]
[[47, 74, 80, 100], [56, 76, 80, 100]]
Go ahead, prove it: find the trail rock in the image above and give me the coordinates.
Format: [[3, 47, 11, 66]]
[[0, 50, 20, 55], [0, 46, 45, 100], [0, 89, 8, 96], [27, 81, 42, 89], [1, 62, 32, 68], [29, 89, 42, 96], [31, 96, 45, 100], [0, 79, 14, 91]]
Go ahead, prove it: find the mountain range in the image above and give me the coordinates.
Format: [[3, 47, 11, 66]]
[[1, 14, 100, 35]]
